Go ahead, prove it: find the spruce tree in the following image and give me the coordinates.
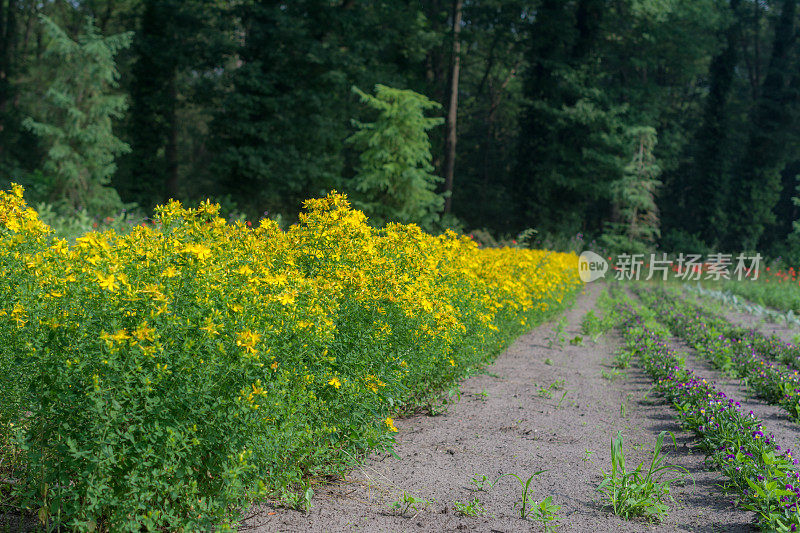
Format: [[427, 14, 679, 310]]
[[515, 0, 625, 235], [23, 15, 132, 214], [347, 85, 444, 229], [601, 127, 661, 254], [726, 0, 800, 250]]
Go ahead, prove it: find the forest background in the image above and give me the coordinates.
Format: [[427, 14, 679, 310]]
[[1, 0, 798, 261]]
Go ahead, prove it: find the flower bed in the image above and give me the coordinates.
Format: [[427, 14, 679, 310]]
[[613, 298, 800, 531], [637, 288, 800, 421], [0, 185, 581, 530]]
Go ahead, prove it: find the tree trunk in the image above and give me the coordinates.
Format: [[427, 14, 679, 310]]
[[443, 0, 462, 215]]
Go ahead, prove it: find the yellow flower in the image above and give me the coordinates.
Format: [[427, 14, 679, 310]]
[[183, 243, 212, 261], [96, 272, 118, 292], [200, 318, 220, 336], [101, 329, 131, 343], [236, 330, 260, 355], [4, 218, 20, 232], [277, 292, 295, 306], [133, 323, 156, 342], [384, 417, 398, 432], [449, 359, 455, 367], [365, 374, 385, 393], [251, 381, 266, 397], [328, 377, 342, 389], [163, 266, 178, 278]]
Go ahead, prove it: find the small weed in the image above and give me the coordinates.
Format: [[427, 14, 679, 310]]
[[470, 474, 500, 491], [509, 472, 544, 518], [544, 358, 553, 366], [569, 335, 584, 346], [528, 495, 562, 531], [601, 368, 625, 382], [280, 485, 314, 512], [391, 491, 432, 517], [581, 308, 611, 342], [495, 471, 558, 524], [597, 431, 689, 522], [547, 317, 568, 348], [453, 497, 488, 517], [555, 391, 568, 409], [447, 385, 462, 403], [613, 349, 632, 369], [477, 389, 489, 401], [536, 380, 566, 399], [581, 309, 600, 334], [425, 385, 461, 415], [582, 449, 594, 464]]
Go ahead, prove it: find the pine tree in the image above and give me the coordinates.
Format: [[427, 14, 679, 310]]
[[347, 84, 444, 229], [515, 0, 626, 235], [601, 127, 661, 254], [726, 0, 800, 250], [121, 0, 226, 208], [23, 15, 132, 214]]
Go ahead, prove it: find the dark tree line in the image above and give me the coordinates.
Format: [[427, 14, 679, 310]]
[[3, 1, 800, 258]]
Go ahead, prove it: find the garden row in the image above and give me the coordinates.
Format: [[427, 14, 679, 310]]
[[610, 292, 800, 531], [714, 274, 800, 315], [0, 185, 582, 531], [688, 284, 800, 327], [635, 287, 800, 421]]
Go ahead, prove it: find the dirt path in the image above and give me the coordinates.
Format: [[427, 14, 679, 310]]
[[243, 283, 755, 532]]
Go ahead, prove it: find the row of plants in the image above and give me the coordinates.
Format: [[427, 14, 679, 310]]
[[609, 293, 800, 531], [713, 273, 800, 315], [689, 283, 800, 327], [635, 287, 800, 421], [0, 184, 582, 531]]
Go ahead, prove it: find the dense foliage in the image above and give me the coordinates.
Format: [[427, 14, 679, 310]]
[[1, 1, 800, 257], [0, 184, 580, 529]]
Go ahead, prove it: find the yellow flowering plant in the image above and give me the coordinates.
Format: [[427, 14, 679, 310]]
[[0, 185, 581, 530]]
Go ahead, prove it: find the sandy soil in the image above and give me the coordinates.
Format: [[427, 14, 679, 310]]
[[242, 284, 756, 532]]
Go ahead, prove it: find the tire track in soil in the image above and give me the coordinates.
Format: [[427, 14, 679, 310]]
[[244, 283, 755, 532]]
